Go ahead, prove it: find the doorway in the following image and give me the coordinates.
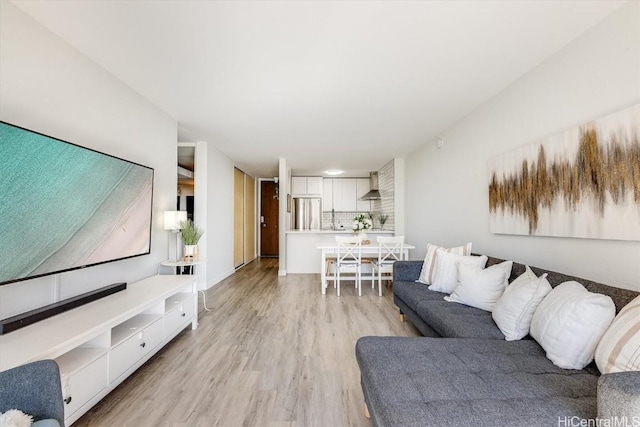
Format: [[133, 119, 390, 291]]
[[260, 180, 279, 257]]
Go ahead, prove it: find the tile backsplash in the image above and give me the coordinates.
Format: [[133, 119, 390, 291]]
[[370, 160, 394, 231]]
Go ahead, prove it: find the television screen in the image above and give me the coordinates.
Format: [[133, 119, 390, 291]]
[[0, 121, 154, 286]]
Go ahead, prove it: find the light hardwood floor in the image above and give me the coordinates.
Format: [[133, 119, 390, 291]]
[[74, 258, 420, 427]]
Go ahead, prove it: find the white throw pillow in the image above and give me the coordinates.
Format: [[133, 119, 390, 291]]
[[417, 242, 472, 284], [508, 265, 538, 288], [428, 251, 487, 294], [492, 267, 552, 340], [444, 260, 513, 311], [530, 281, 616, 370], [0, 409, 33, 427], [595, 295, 640, 374]]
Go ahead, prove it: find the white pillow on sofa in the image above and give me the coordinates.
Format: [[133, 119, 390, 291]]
[[0, 409, 33, 427], [417, 242, 472, 284], [595, 295, 640, 374], [444, 260, 513, 311], [428, 251, 487, 294], [530, 281, 615, 370], [492, 267, 552, 340]]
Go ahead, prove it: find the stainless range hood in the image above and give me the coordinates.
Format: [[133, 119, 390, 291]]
[[360, 172, 381, 200]]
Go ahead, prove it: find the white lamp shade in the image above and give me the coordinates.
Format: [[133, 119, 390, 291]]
[[163, 211, 187, 230]]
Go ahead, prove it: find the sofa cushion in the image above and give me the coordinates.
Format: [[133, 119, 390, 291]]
[[356, 336, 599, 427], [393, 280, 448, 314], [415, 299, 505, 339], [32, 420, 61, 427]]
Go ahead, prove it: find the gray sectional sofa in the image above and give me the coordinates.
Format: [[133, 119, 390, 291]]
[[356, 256, 640, 427]]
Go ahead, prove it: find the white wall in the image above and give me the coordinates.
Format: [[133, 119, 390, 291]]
[[405, 2, 640, 291], [278, 158, 289, 276], [198, 142, 235, 288], [0, 2, 178, 318]]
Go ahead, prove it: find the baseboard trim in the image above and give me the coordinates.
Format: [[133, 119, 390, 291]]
[[206, 268, 235, 289], [278, 269, 287, 276]]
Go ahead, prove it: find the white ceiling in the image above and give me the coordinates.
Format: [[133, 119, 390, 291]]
[[12, 0, 626, 178]]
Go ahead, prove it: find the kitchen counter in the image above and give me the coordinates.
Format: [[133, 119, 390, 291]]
[[286, 229, 394, 234], [286, 230, 398, 274]]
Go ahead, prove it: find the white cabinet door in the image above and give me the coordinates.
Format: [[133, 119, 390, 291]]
[[306, 177, 323, 195], [332, 179, 343, 211], [291, 177, 322, 195], [291, 177, 307, 195], [323, 179, 333, 211], [339, 179, 357, 211], [62, 354, 108, 420], [356, 178, 371, 212]]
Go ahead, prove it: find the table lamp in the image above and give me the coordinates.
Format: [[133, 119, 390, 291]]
[[164, 210, 187, 261]]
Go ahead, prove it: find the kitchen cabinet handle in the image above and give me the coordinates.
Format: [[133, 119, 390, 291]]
[[181, 312, 186, 317], [64, 396, 72, 405], [140, 342, 146, 348]]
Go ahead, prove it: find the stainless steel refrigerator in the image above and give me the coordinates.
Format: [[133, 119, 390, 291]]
[[292, 197, 322, 230]]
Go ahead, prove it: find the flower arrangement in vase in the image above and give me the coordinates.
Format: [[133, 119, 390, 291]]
[[353, 213, 373, 244]]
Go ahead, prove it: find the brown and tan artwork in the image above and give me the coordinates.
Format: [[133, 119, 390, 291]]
[[489, 104, 640, 241]]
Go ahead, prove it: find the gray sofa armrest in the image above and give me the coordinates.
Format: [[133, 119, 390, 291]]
[[393, 261, 423, 282], [598, 371, 640, 419], [0, 360, 65, 426]]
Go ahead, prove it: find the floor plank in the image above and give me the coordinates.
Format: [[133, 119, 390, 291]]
[[73, 258, 419, 426]]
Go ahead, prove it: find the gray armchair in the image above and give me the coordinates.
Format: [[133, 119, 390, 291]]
[[0, 360, 65, 426]]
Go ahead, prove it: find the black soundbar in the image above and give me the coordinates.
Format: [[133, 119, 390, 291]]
[[0, 282, 127, 335]]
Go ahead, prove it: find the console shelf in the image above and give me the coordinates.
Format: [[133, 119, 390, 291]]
[[0, 274, 198, 425]]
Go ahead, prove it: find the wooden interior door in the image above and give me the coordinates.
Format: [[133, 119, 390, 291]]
[[260, 181, 279, 257]]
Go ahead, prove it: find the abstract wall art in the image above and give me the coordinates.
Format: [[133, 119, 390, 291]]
[[488, 104, 640, 241]]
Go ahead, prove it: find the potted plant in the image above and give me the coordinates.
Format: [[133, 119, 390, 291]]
[[379, 214, 389, 230], [179, 220, 204, 259]]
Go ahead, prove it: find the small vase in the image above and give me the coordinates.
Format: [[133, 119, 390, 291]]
[[358, 231, 368, 243], [183, 244, 198, 260]]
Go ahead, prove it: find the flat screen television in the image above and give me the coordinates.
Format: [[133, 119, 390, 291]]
[[0, 121, 154, 286]]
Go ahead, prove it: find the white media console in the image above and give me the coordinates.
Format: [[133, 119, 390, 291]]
[[0, 274, 198, 425]]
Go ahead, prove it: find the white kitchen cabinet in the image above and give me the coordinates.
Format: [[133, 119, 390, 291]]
[[291, 176, 323, 196], [323, 179, 333, 211], [333, 179, 357, 211], [307, 177, 322, 195], [356, 178, 371, 212], [324, 178, 371, 212], [291, 177, 306, 195]]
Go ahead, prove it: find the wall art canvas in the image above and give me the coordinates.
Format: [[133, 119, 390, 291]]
[[489, 104, 640, 241]]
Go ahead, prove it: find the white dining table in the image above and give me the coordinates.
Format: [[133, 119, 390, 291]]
[[317, 242, 415, 294]]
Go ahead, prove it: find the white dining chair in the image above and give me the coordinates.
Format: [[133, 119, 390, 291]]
[[371, 236, 405, 296], [335, 235, 363, 297]]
